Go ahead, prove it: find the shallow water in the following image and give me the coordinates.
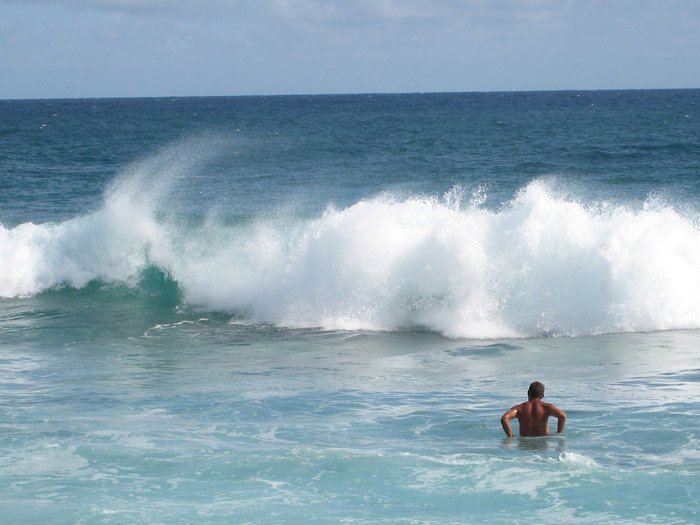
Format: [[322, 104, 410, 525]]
[[2, 310, 698, 523]]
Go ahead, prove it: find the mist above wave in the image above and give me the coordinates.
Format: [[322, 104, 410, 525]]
[[2, 143, 699, 339]]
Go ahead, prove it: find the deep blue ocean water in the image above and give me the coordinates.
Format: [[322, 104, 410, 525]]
[[1, 90, 699, 523]]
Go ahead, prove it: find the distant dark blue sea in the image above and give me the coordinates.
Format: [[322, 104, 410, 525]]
[[1, 91, 699, 523]]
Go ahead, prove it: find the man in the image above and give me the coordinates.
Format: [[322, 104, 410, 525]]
[[501, 381, 566, 437]]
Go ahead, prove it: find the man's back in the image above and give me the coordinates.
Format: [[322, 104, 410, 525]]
[[513, 399, 555, 436], [501, 382, 566, 438]]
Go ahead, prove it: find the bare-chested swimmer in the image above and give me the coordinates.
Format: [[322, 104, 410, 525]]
[[501, 381, 566, 438]]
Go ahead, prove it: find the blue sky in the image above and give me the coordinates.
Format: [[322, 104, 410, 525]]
[[2, 0, 699, 99]]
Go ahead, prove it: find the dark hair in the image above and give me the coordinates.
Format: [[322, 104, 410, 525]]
[[528, 381, 545, 399]]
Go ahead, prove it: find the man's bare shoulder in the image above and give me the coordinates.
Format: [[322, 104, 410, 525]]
[[502, 404, 521, 419], [542, 401, 566, 415], [512, 401, 530, 413]]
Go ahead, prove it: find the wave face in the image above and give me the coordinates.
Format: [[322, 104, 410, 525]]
[[2, 149, 700, 339]]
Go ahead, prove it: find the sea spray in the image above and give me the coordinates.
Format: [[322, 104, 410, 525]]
[[0, 137, 224, 297]]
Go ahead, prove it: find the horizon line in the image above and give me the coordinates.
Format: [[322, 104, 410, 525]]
[[3, 86, 699, 103]]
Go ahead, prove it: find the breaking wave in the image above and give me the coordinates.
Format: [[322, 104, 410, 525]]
[[2, 145, 700, 339]]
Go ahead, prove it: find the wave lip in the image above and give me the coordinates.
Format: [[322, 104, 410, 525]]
[[0, 211, 153, 297]]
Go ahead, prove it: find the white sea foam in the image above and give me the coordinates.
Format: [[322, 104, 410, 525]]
[[558, 451, 598, 468], [2, 146, 700, 339], [1, 443, 91, 477]]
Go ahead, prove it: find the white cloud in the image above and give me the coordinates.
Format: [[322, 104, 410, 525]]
[[271, 0, 436, 23]]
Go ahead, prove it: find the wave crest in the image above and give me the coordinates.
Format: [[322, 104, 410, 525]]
[[2, 160, 700, 338]]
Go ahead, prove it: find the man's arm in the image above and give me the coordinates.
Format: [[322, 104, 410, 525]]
[[546, 403, 566, 434], [501, 407, 518, 437]]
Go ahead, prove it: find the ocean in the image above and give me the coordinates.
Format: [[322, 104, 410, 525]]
[[1, 90, 699, 523]]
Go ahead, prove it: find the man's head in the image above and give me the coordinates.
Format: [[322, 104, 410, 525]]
[[527, 381, 545, 400]]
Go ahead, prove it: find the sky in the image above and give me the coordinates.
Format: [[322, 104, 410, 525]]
[[1, 0, 699, 99]]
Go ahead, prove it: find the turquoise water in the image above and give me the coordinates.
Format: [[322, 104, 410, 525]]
[[1, 91, 699, 523]]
